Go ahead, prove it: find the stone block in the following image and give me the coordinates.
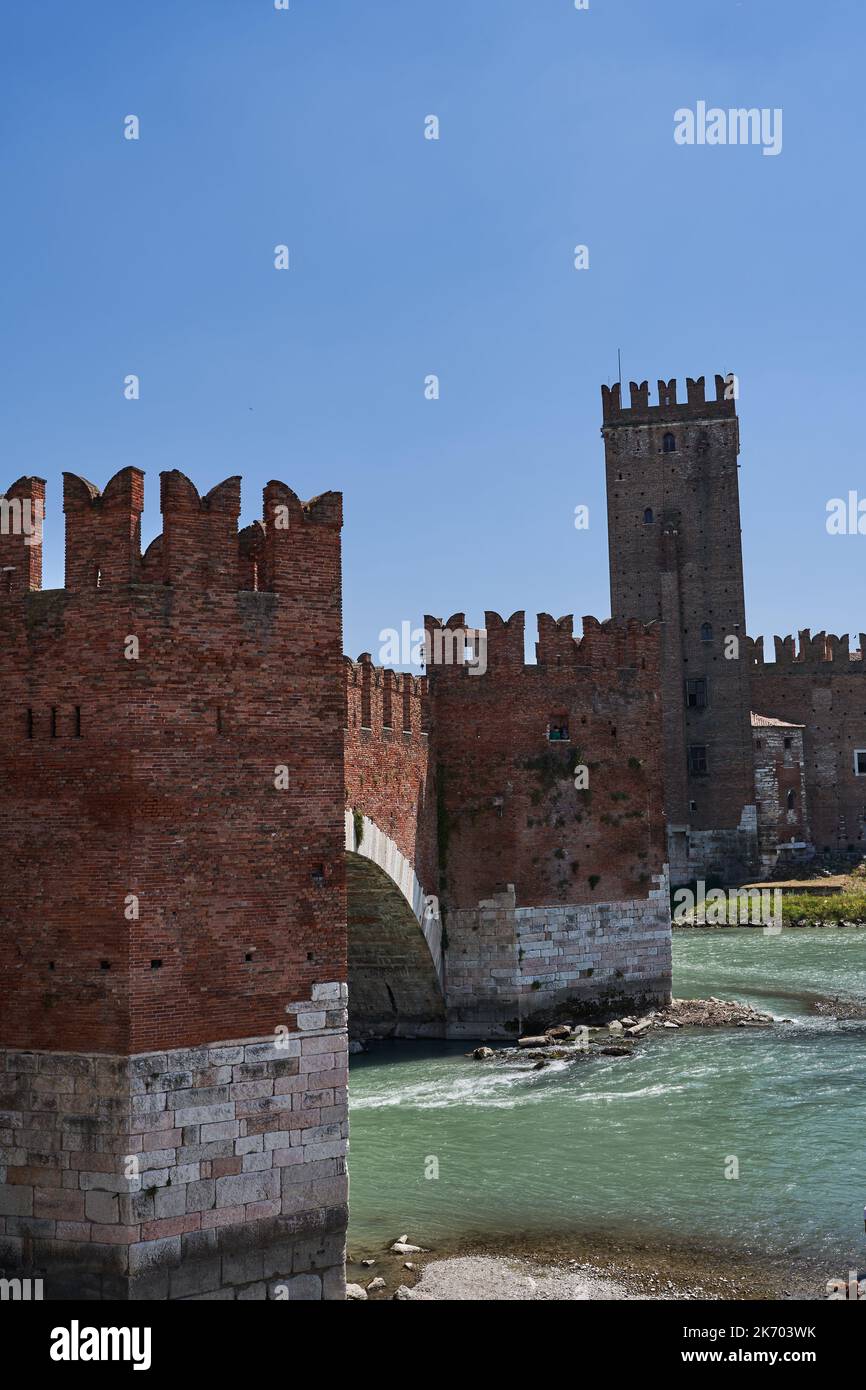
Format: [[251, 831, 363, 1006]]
[[215, 1170, 279, 1209]]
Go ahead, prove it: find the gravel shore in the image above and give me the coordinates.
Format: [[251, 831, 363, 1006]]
[[347, 1226, 813, 1301], [395, 1255, 637, 1300]]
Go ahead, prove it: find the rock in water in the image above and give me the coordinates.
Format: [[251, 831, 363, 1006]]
[[391, 1239, 423, 1254], [346, 1283, 368, 1300]]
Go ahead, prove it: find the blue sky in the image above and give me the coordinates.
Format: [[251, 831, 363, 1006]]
[[2, 0, 863, 661]]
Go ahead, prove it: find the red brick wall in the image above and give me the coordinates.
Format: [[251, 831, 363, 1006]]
[[0, 469, 345, 1055], [426, 611, 665, 911], [749, 633, 866, 854], [343, 656, 437, 890]]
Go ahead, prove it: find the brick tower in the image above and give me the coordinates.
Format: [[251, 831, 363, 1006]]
[[0, 469, 348, 1300], [602, 375, 758, 884]]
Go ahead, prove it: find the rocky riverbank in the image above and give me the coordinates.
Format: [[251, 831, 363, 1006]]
[[463, 996, 779, 1066], [346, 1227, 817, 1301]]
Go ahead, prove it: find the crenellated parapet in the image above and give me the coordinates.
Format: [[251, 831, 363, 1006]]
[[563, 614, 660, 670], [344, 653, 429, 738], [1, 469, 343, 599], [601, 374, 737, 426], [421, 610, 660, 678], [747, 629, 866, 669]]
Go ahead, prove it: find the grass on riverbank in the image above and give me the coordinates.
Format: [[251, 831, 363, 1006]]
[[780, 888, 866, 927]]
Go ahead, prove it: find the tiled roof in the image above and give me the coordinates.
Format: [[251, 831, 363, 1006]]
[[751, 712, 805, 729]]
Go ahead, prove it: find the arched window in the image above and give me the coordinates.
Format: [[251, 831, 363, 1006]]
[[643, 507, 654, 524], [663, 432, 676, 453], [94, 565, 103, 590], [700, 622, 713, 642], [786, 789, 796, 811]]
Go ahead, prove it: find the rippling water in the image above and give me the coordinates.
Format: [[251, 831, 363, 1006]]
[[347, 929, 866, 1269]]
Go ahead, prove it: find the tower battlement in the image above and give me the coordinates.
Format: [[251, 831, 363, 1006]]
[[601, 374, 737, 425], [5, 468, 346, 597], [747, 630, 866, 668]]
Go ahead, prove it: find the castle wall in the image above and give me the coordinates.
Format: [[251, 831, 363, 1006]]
[[343, 656, 437, 891], [749, 633, 866, 856], [0, 470, 348, 1299], [426, 611, 671, 1031], [343, 659, 444, 1037]]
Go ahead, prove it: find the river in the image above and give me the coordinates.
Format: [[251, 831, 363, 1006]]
[[347, 928, 866, 1285]]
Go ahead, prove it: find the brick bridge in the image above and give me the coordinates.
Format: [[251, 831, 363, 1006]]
[[344, 655, 444, 1039], [0, 467, 671, 1302], [344, 611, 672, 1043]]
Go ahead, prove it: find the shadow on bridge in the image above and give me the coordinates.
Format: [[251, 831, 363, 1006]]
[[345, 811, 445, 1041]]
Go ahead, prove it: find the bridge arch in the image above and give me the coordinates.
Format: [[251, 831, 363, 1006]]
[[345, 810, 445, 1040]]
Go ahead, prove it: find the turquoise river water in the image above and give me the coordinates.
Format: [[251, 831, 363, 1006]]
[[347, 929, 866, 1275]]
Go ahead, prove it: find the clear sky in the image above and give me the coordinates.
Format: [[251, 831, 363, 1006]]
[[2, 0, 863, 662]]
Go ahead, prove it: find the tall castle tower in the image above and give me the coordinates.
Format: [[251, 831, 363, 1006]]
[[602, 375, 758, 884]]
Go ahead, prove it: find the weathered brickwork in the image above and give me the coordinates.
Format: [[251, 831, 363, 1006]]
[[426, 611, 671, 1029], [344, 655, 436, 888], [340, 615, 673, 1038], [748, 633, 866, 856], [0, 469, 348, 1299], [601, 373, 866, 880], [603, 377, 758, 883], [428, 611, 665, 910], [343, 661, 444, 1037]]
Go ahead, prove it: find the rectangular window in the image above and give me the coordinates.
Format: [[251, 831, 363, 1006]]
[[685, 678, 708, 709], [688, 745, 708, 776], [854, 750, 866, 777]]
